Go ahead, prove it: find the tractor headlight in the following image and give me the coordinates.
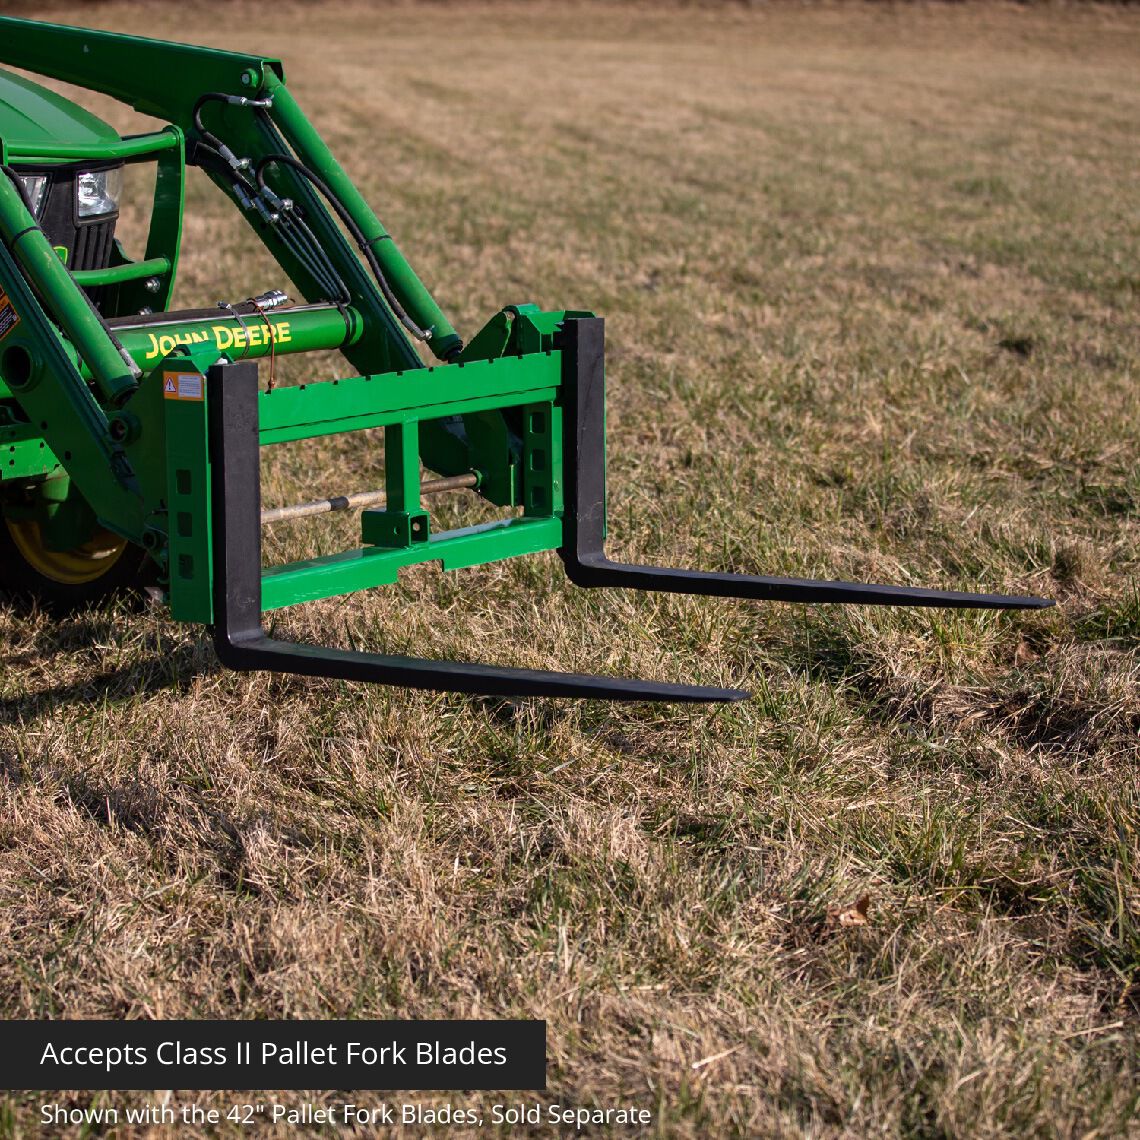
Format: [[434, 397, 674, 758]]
[[17, 173, 48, 216], [76, 168, 122, 219]]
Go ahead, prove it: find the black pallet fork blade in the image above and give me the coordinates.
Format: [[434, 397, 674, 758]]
[[557, 318, 1053, 613], [208, 362, 747, 703]]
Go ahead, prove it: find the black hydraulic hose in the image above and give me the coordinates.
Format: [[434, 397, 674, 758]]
[[193, 92, 458, 352], [188, 123, 351, 305], [192, 93, 227, 147], [254, 152, 436, 345], [277, 213, 352, 306], [192, 93, 263, 192]]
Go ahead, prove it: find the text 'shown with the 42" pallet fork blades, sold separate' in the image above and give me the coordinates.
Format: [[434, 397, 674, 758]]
[[0, 17, 1051, 703]]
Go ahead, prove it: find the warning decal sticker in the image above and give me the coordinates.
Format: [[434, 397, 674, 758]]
[[0, 288, 20, 343], [163, 371, 205, 401]]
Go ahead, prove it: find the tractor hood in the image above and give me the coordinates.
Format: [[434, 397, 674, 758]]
[[0, 66, 119, 153]]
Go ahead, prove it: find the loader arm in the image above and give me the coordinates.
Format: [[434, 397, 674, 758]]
[[0, 16, 462, 369]]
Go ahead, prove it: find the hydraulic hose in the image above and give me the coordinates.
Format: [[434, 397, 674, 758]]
[[192, 92, 464, 357], [254, 152, 440, 347]]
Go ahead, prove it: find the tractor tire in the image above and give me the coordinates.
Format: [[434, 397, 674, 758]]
[[0, 516, 153, 611]]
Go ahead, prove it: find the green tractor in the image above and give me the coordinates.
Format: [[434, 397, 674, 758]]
[[0, 16, 1049, 702], [0, 64, 147, 599]]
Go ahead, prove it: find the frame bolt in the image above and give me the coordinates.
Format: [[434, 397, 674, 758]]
[[144, 277, 161, 293], [108, 413, 139, 444]]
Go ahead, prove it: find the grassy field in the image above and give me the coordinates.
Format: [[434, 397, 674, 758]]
[[1, 2, 1138, 1135]]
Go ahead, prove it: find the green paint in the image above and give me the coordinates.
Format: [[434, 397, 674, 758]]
[[162, 358, 214, 623], [0, 15, 584, 633], [257, 353, 559, 443], [0, 66, 119, 153], [263, 517, 562, 611]]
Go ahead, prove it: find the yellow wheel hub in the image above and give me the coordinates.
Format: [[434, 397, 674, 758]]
[[5, 518, 127, 586]]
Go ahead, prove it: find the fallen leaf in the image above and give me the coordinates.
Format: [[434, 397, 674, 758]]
[[828, 893, 871, 928]]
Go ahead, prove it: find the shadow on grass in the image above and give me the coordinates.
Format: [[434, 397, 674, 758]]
[[0, 638, 212, 725]]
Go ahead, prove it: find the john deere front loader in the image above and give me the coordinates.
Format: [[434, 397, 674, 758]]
[[0, 17, 1049, 703]]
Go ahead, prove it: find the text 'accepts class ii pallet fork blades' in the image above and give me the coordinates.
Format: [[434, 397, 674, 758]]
[[0, 17, 1051, 703]]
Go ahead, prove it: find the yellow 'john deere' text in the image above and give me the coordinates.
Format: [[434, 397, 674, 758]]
[[144, 321, 293, 361]]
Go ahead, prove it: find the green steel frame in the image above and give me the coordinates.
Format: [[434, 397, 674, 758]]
[[0, 17, 1050, 701]]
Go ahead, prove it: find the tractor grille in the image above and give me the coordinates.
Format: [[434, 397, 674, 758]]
[[70, 218, 116, 273], [71, 217, 117, 311]]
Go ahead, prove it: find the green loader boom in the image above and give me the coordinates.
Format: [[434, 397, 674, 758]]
[[0, 17, 1050, 702]]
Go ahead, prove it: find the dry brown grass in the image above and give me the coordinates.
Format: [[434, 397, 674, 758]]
[[1, 2, 1138, 1136]]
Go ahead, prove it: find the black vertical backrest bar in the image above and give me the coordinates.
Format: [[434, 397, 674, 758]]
[[559, 316, 608, 572], [207, 360, 264, 646]]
